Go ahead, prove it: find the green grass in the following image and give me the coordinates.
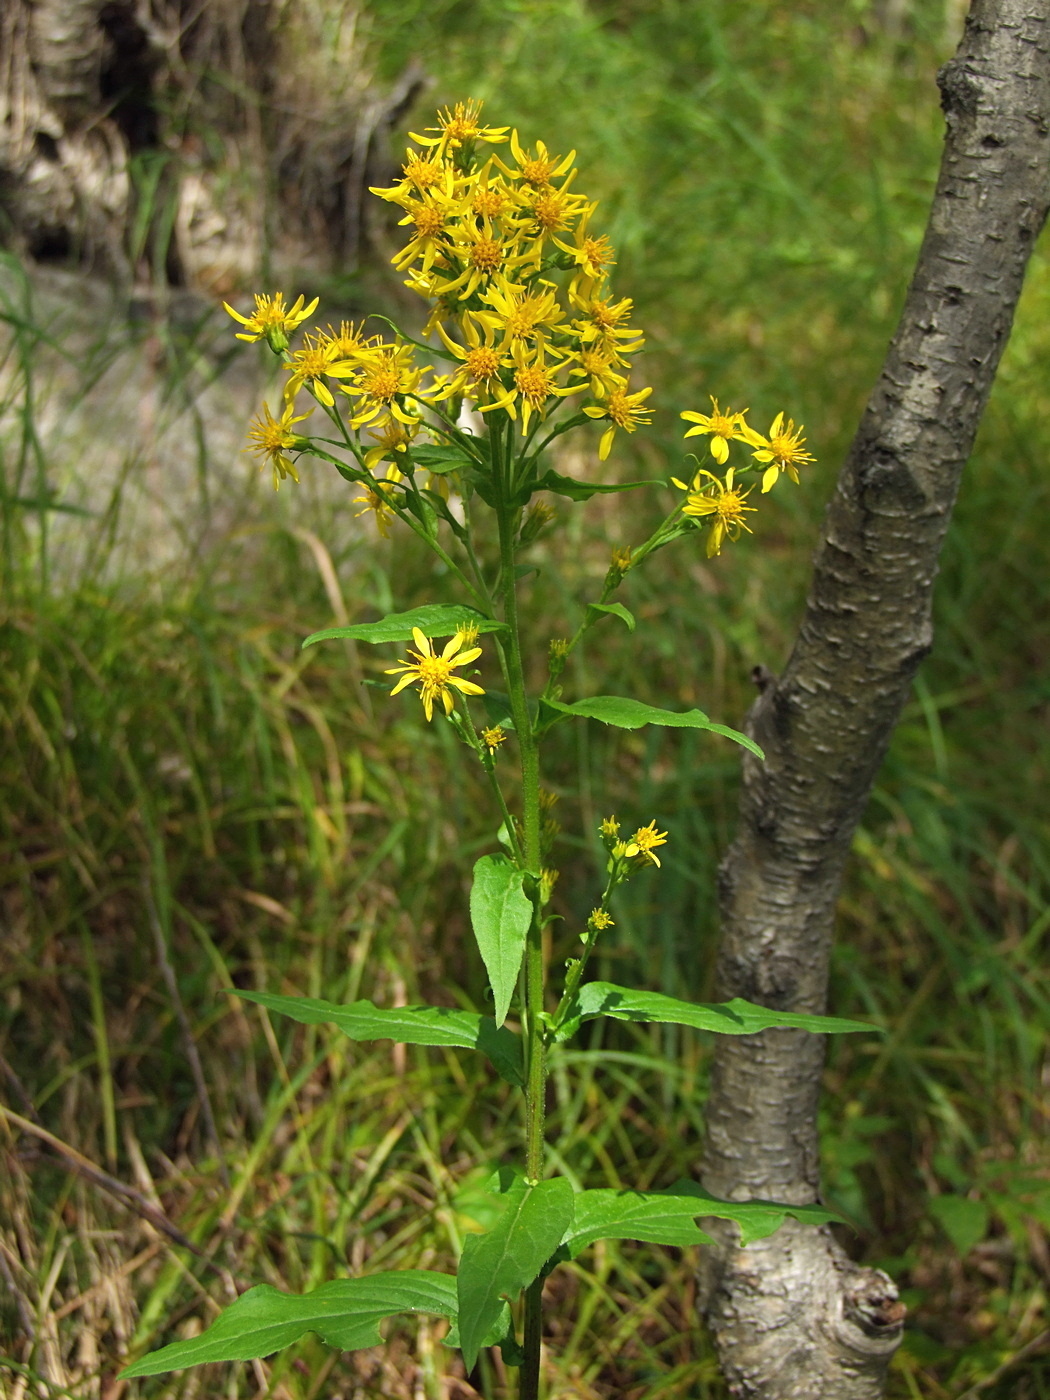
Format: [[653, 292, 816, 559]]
[[3, 2, 1050, 1397]]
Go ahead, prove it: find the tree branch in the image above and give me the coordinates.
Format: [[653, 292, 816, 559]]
[[697, 3, 1050, 1396]]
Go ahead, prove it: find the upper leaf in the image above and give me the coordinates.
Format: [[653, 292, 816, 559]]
[[236, 991, 524, 1086], [586, 602, 636, 633], [469, 854, 533, 1027], [563, 1189, 715, 1255], [542, 695, 763, 758], [120, 1272, 457, 1376], [302, 605, 507, 649], [533, 469, 655, 502], [456, 1177, 575, 1371], [561, 1184, 844, 1254], [409, 444, 478, 474], [554, 981, 879, 1043]]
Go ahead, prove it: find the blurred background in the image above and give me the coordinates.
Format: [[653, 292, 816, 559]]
[[1, 2, 1048, 1397]]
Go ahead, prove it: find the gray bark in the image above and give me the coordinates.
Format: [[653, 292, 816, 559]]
[[0, 0, 411, 288], [697, 3, 1050, 1396]]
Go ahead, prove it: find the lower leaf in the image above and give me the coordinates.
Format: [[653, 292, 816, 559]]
[[120, 1272, 458, 1377]]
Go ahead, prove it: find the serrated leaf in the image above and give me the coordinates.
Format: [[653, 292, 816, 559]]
[[120, 1272, 457, 1376], [564, 1189, 716, 1255], [586, 602, 635, 632], [534, 469, 655, 501], [456, 1177, 575, 1371], [236, 992, 523, 1087], [302, 605, 507, 649], [554, 981, 878, 1043], [470, 855, 533, 1027], [663, 1181, 844, 1245], [543, 695, 763, 757]]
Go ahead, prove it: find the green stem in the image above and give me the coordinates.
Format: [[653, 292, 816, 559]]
[[493, 418, 547, 1400]]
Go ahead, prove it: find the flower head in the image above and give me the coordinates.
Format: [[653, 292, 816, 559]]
[[623, 821, 668, 867], [584, 381, 653, 460], [588, 908, 614, 931], [352, 466, 403, 538], [741, 412, 815, 491], [482, 724, 507, 752], [385, 628, 485, 722], [672, 466, 757, 557], [410, 100, 509, 157], [245, 401, 310, 488], [680, 398, 748, 465], [284, 334, 359, 408], [223, 292, 319, 351]]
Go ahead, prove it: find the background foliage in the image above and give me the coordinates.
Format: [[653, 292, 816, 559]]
[[2, 2, 1048, 1397]]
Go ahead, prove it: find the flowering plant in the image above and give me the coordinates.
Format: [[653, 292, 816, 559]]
[[124, 102, 867, 1399]]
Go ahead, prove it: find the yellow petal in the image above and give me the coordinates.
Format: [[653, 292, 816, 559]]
[[599, 426, 614, 460], [761, 465, 779, 493], [411, 627, 431, 653], [711, 437, 729, 465]]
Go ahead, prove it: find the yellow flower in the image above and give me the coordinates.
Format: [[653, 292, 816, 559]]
[[680, 398, 748, 465], [583, 381, 654, 460], [672, 466, 757, 557], [741, 411, 815, 491], [316, 320, 378, 359], [479, 343, 584, 432], [410, 100, 509, 156], [370, 149, 458, 204], [284, 334, 359, 408], [434, 316, 511, 402], [223, 292, 319, 350], [474, 281, 567, 348], [245, 401, 310, 488], [391, 190, 469, 273], [588, 908, 614, 930], [553, 204, 616, 283], [364, 416, 420, 470], [341, 343, 431, 427], [352, 466, 403, 538], [570, 344, 629, 397], [482, 724, 507, 752], [495, 132, 576, 188], [385, 628, 486, 722], [623, 821, 668, 867], [435, 217, 538, 301], [600, 815, 621, 844], [571, 290, 642, 350]]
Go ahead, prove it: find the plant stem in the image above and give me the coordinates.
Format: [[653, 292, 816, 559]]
[[493, 419, 547, 1400]]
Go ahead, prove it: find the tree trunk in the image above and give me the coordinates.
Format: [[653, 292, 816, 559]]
[[0, 0, 419, 290], [697, 3, 1050, 1396]]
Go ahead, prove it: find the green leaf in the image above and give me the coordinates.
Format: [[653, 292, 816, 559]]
[[586, 602, 635, 633], [444, 1301, 522, 1364], [563, 1189, 716, 1255], [120, 1272, 457, 1376], [928, 1195, 989, 1255], [456, 1177, 575, 1371], [410, 444, 476, 474], [469, 855, 533, 1027], [236, 992, 524, 1087], [554, 981, 878, 1043], [543, 695, 763, 758], [302, 605, 507, 649], [534, 469, 655, 501], [663, 1181, 844, 1245]]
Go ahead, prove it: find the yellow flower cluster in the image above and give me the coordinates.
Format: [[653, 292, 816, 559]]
[[673, 397, 814, 555], [370, 100, 651, 458]]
